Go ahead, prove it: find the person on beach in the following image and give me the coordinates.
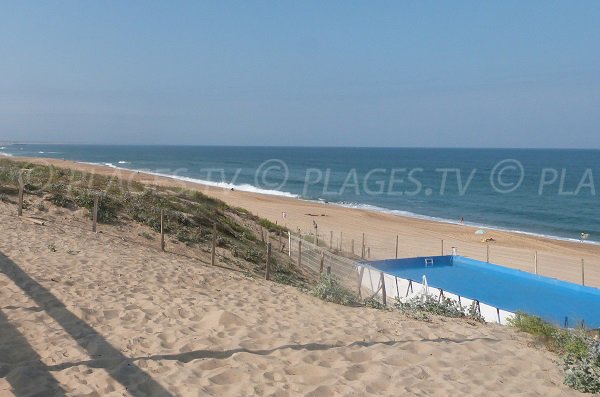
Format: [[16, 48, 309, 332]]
[[460, 216, 464, 225]]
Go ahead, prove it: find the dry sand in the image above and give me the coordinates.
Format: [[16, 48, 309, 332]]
[[12, 156, 600, 287], [0, 202, 583, 396]]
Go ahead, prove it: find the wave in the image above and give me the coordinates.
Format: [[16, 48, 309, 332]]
[[78, 161, 300, 198], [0, 152, 13, 157], [13, 154, 596, 246], [328, 201, 600, 246], [145, 170, 300, 198]]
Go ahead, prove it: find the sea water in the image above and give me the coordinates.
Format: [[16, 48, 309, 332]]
[[2, 144, 598, 243]]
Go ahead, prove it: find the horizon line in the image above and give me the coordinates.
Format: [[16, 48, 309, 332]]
[[2, 141, 600, 151]]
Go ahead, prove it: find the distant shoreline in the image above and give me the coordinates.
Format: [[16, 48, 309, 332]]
[[3, 148, 598, 248], [6, 155, 600, 283]]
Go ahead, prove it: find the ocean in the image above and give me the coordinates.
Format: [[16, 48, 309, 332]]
[[2, 144, 598, 244]]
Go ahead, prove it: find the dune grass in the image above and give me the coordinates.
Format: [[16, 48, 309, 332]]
[[311, 274, 358, 306], [0, 158, 314, 288], [508, 312, 600, 393]]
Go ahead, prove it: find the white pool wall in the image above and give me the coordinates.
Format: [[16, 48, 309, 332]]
[[357, 264, 515, 325]]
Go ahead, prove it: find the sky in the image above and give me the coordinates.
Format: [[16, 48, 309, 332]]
[[1, 1, 599, 148]]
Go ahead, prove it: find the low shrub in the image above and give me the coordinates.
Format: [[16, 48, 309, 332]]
[[396, 294, 485, 322], [139, 231, 154, 240], [311, 274, 357, 306], [74, 190, 121, 223], [363, 297, 386, 310], [259, 218, 287, 234], [564, 348, 600, 393], [507, 312, 556, 340], [508, 312, 600, 393], [49, 192, 73, 208]]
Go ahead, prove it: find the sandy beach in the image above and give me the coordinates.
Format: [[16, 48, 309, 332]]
[[13, 156, 600, 288], [0, 193, 583, 396], [4, 3, 600, 394]]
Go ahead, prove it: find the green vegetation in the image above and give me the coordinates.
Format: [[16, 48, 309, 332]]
[[395, 295, 485, 322], [508, 312, 600, 393], [311, 274, 358, 306], [258, 218, 287, 234], [139, 231, 154, 240], [363, 297, 386, 310], [0, 158, 316, 288]]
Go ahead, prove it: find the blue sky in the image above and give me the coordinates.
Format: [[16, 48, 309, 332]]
[[1, 1, 599, 147]]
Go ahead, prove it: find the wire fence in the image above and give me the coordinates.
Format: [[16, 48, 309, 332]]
[[296, 226, 600, 289], [10, 178, 600, 290], [288, 233, 360, 288]]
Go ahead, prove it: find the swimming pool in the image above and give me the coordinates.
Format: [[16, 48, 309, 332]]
[[363, 255, 600, 328]]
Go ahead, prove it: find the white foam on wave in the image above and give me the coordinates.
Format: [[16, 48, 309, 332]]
[[145, 170, 300, 198], [79, 161, 299, 198], [56, 159, 600, 246], [0, 152, 13, 157], [118, 161, 130, 164], [330, 201, 600, 246], [79, 161, 120, 169]]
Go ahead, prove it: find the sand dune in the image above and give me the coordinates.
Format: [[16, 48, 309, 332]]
[[0, 205, 582, 396]]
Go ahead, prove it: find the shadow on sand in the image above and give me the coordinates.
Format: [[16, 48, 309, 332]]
[[0, 252, 173, 397]]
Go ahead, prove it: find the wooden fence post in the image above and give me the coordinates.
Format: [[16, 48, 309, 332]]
[[534, 251, 538, 275], [314, 225, 318, 246], [211, 223, 217, 266], [441, 239, 444, 256], [380, 272, 387, 306], [326, 265, 331, 275], [351, 239, 354, 255], [361, 233, 365, 259], [486, 245, 490, 263], [160, 209, 165, 252], [329, 231, 333, 249], [339, 231, 342, 251], [288, 231, 291, 257], [265, 242, 272, 280], [581, 259, 585, 286], [92, 194, 99, 233], [319, 252, 324, 273], [297, 240, 302, 266], [17, 171, 24, 217], [395, 235, 399, 259]]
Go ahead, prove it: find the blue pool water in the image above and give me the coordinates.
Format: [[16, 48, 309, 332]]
[[368, 256, 600, 328]]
